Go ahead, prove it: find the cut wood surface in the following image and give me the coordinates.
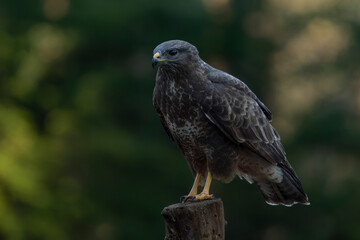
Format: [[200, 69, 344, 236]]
[[161, 199, 225, 240]]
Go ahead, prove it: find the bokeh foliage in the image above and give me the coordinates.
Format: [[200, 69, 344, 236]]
[[0, 0, 359, 239]]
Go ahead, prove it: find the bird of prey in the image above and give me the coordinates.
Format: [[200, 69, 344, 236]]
[[152, 40, 309, 206]]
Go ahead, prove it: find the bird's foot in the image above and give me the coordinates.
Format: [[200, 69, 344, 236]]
[[180, 195, 195, 203], [180, 193, 215, 203]]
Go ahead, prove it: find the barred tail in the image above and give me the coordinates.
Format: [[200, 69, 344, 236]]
[[256, 163, 310, 207]]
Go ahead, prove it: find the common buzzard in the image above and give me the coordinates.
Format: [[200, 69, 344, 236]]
[[152, 40, 309, 206]]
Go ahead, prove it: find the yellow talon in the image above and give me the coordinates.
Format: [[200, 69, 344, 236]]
[[182, 172, 214, 202]]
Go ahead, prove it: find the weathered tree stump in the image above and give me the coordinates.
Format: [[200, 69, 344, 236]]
[[161, 199, 225, 240]]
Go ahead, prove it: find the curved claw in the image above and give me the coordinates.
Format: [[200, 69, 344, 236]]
[[179, 195, 186, 203], [184, 196, 196, 202]]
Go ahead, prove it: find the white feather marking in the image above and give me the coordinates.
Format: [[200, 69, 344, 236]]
[[169, 81, 176, 95], [237, 172, 254, 184], [262, 165, 283, 183]]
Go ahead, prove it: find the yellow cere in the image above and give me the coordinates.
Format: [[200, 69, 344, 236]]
[[153, 52, 160, 59]]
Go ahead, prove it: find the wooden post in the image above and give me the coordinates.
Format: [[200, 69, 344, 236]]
[[161, 199, 226, 240]]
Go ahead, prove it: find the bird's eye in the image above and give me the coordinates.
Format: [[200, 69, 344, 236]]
[[168, 49, 178, 56]]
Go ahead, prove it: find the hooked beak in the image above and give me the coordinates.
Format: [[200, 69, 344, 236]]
[[152, 52, 172, 68], [152, 52, 160, 68]]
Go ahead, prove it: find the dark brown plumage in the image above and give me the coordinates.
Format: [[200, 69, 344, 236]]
[[152, 40, 309, 206]]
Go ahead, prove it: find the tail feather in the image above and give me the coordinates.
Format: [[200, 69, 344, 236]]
[[256, 164, 309, 207]]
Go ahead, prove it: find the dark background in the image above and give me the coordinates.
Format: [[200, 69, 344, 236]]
[[0, 0, 359, 239]]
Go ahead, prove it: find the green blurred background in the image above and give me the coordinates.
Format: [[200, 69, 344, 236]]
[[0, 0, 359, 239]]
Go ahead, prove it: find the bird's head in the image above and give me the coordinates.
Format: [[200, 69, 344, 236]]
[[152, 40, 199, 69]]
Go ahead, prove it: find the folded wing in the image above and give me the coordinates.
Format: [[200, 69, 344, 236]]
[[202, 67, 286, 165]]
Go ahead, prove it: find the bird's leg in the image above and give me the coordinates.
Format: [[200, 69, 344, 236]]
[[182, 172, 214, 202], [180, 173, 201, 202], [193, 172, 214, 201], [189, 173, 202, 196]]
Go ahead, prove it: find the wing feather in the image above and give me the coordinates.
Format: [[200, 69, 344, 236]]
[[202, 66, 286, 164]]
